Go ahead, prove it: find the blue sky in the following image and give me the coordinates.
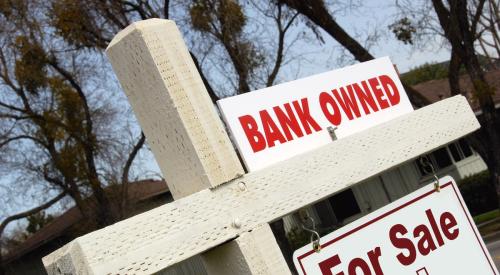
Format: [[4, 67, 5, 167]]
[[300, 0, 450, 73], [144, 0, 453, 185], [1, 0, 454, 235], [348, 0, 450, 72]]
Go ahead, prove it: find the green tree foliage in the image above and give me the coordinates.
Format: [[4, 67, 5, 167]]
[[400, 56, 496, 86], [189, 0, 262, 94], [26, 211, 54, 234], [0, 1, 306, 272], [0, 2, 147, 268], [278, 0, 430, 107], [13, 37, 49, 94], [432, 0, 500, 211], [400, 62, 449, 86], [458, 171, 497, 216], [188, 0, 300, 94], [392, 0, 500, 210], [389, 17, 416, 45]]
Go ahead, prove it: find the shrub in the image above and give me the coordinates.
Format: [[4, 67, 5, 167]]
[[458, 171, 497, 216], [286, 227, 310, 251]]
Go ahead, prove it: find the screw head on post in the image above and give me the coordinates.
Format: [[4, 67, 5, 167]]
[[232, 218, 241, 229], [238, 182, 247, 191]]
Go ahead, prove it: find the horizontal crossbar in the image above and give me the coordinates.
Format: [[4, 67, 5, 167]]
[[43, 96, 479, 274]]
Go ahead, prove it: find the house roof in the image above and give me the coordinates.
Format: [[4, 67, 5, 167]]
[[3, 179, 168, 263], [412, 68, 500, 112]]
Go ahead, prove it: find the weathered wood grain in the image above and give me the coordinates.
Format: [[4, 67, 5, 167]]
[[43, 95, 479, 274], [106, 19, 244, 199], [202, 224, 291, 274]]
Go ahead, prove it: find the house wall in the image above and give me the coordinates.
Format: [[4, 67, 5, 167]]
[[283, 141, 487, 235]]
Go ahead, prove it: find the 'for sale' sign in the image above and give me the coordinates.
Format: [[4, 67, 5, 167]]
[[293, 176, 498, 275], [217, 57, 413, 171]]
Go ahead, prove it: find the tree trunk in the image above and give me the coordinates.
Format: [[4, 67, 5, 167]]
[[0, 252, 5, 275], [433, 0, 500, 207], [448, 49, 462, 96], [451, 0, 500, 207], [278, 0, 430, 107], [278, 0, 374, 62], [90, 181, 115, 227], [225, 46, 251, 94]]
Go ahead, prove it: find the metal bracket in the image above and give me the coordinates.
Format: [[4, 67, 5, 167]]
[[418, 156, 440, 192], [299, 210, 321, 253], [327, 126, 338, 141]]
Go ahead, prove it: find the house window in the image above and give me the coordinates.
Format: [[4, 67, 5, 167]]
[[449, 143, 462, 162], [328, 189, 361, 222], [459, 138, 473, 158], [416, 138, 474, 176], [433, 147, 453, 168]]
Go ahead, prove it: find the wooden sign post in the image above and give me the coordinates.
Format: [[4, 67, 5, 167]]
[[42, 19, 480, 275]]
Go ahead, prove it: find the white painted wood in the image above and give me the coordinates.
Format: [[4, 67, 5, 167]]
[[456, 154, 488, 177], [202, 224, 291, 275], [105, 19, 244, 199], [106, 18, 285, 275], [42, 95, 479, 275], [159, 256, 207, 275], [47, 18, 485, 275], [42, 241, 88, 275], [397, 161, 422, 191], [379, 168, 407, 201]]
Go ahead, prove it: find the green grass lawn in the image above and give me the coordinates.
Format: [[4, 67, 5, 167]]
[[474, 209, 500, 225], [474, 210, 500, 237]]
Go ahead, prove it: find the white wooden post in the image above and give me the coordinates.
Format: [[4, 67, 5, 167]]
[[106, 19, 243, 199], [42, 18, 481, 275], [107, 19, 289, 274], [203, 224, 291, 274]]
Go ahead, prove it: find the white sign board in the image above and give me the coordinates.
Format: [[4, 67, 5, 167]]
[[293, 176, 498, 275], [218, 57, 413, 171]]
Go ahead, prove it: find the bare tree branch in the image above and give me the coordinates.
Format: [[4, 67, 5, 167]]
[[0, 135, 47, 150], [471, 0, 487, 34], [448, 48, 462, 96], [164, 0, 170, 19], [0, 191, 67, 252], [267, 5, 299, 87], [190, 51, 219, 102], [0, 100, 24, 113], [280, 0, 430, 107], [120, 132, 145, 215], [48, 59, 114, 225]]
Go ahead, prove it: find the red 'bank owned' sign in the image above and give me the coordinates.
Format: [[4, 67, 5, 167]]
[[217, 57, 413, 171], [293, 176, 498, 275]]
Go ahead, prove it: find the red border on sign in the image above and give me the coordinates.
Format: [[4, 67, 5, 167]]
[[296, 182, 497, 274]]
